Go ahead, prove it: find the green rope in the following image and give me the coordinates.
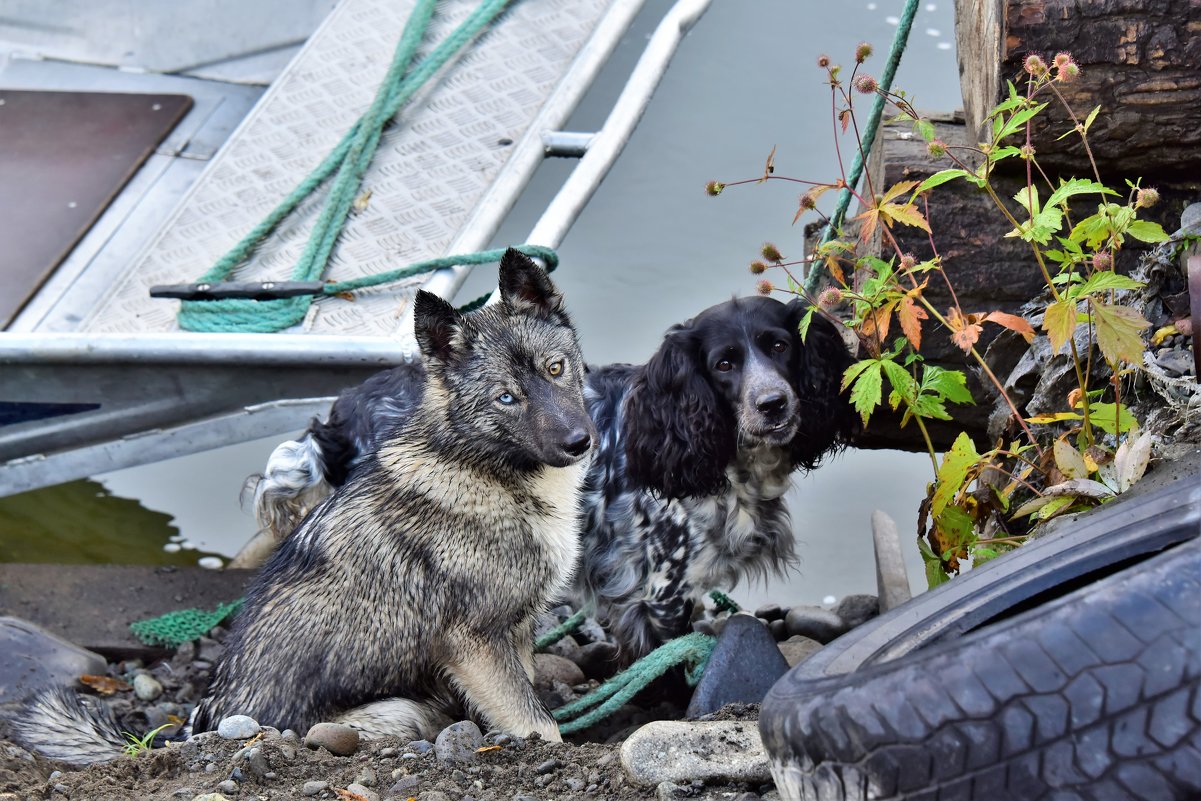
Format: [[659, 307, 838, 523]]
[[553, 633, 716, 735], [803, 0, 921, 297], [129, 600, 244, 648], [535, 609, 586, 652], [707, 589, 740, 614], [178, 0, 518, 333]]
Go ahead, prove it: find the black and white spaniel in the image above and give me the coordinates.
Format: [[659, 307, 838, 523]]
[[251, 296, 855, 658]]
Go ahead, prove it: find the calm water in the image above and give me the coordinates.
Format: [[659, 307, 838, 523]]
[[0, 0, 960, 606]]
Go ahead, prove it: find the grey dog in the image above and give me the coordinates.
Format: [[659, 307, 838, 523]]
[[11, 249, 595, 763]]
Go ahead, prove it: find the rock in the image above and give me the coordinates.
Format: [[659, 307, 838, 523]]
[[417, 792, 451, 801], [620, 720, 772, 786], [1156, 349, 1195, 376], [685, 615, 788, 718], [0, 617, 108, 705], [216, 780, 238, 794], [243, 746, 271, 780], [777, 635, 823, 668], [871, 510, 913, 612], [691, 619, 716, 637], [573, 640, 620, 681], [533, 653, 585, 688], [534, 758, 561, 774], [304, 722, 360, 756], [657, 781, 685, 799], [191, 795, 230, 801], [356, 767, 377, 787], [301, 780, 328, 796], [783, 606, 847, 644], [834, 594, 880, 629], [768, 619, 786, 641], [217, 715, 261, 741], [387, 774, 420, 796], [345, 784, 378, 801], [131, 673, 164, 702], [405, 739, 433, 755], [753, 603, 784, 621], [434, 720, 483, 765]]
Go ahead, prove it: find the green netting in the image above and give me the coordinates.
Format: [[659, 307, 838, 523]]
[[129, 599, 245, 647]]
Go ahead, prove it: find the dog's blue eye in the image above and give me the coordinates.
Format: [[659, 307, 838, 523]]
[[497, 392, 516, 405]]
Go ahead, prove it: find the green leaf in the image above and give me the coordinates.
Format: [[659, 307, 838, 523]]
[[847, 361, 884, 426], [1083, 104, 1101, 133], [972, 546, 1000, 566], [995, 103, 1048, 142], [1037, 495, 1076, 520], [880, 359, 919, 405], [932, 432, 979, 517], [918, 540, 951, 589], [922, 365, 974, 405], [1072, 270, 1145, 299], [797, 306, 815, 343], [1092, 301, 1150, 365], [1086, 401, 1138, 436], [913, 169, 970, 194], [1126, 220, 1170, 243], [1012, 185, 1041, 214], [841, 358, 876, 391], [1045, 178, 1115, 210], [935, 505, 976, 552], [915, 119, 936, 143]]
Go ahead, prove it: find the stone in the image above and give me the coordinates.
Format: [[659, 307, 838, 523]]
[[1156, 349, 1195, 376], [132, 673, 164, 702], [620, 720, 772, 786], [777, 636, 823, 668], [533, 653, 585, 688], [304, 722, 360, 756], [834, 594, 880, 630], [417, 793, 451, 801], [406, 739, 434, 755], [657, 781, 685, 799], [216, 780, 238, 794], [872, 510, 913, 612], [301, 781, 328, 796], [768, 619, 786, 641], [217, 715, 261, 741], [783, 606, 847, 644], [345, 784, 378, 801], [434, 720, 483, 765], [0, 617, 107, 706], [356, 767, 377, 787], [387, 774, 420, 796], [573, 640, 620, 681], [685, 614, 788, 718], [191, 795, 231, 801], [753, 603, 784, 621], [534, 758, 561, 774]]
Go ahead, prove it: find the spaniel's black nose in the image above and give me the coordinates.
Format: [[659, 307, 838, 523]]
[[756, 391, 787, 415]]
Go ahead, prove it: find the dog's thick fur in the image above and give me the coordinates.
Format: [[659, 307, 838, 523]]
[[252, 296, 854, 657], [10, 250, 594, 763]]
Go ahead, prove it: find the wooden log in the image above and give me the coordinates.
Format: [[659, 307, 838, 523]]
[[955, 0, 1201, 176]]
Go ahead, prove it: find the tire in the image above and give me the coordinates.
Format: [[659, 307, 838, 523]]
[[803, 470, 1200, 682], [760, 537, 1201, 801]]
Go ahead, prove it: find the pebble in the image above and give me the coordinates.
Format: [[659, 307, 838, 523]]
[[620, 720, 772, 786], [753, 603, 784, 621], [388, 774, 420, 794], [563, 777, 586, 791], [783, 606, 848, 644], [534, 758, 562, 774], [417, 792, 451, 801], [434, 720, 484, 764], [356, 767, 377, 787], [191, 795, 230, 801], [767, 619, 786, 640], [657, 781, 685, 800], [533, 653, 585, 688], [777, 635, 823, 668], [345, 784, 378, 801], [834, 594, 879, 629], [216, 780, 238, 794], [217, 715, 261, 741], [1156, 349, 1195, 377], [132, 673, 164, 702], [301, 781, 328, 797], [406, 739, 434, 755], [305, 722, 360, 756], [379, 747, 398, 758], [574, 640, 620, 681]]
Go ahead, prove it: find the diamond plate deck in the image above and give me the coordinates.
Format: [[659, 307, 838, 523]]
[[80, 0, 612, 336]]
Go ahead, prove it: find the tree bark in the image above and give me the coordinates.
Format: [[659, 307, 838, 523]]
[[955, 0, 1201, 177]]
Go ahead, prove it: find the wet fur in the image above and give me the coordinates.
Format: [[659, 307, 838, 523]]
[[253, 296, 854, 658]]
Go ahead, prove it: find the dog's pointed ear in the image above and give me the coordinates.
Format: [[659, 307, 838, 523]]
[[414, 290, 463, 364], [498, 248, 565, 318], [624, 325, 735, 498], [786, 299, 858, 469]]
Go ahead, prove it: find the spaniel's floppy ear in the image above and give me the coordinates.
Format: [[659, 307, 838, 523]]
[[624, 325, 736, 498], [497, 248, 567, 320], [786, 299, 858, 469]]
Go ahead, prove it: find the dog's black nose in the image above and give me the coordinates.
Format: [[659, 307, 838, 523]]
[[756, 391, 787, 415], [562, 429, 592, 457]]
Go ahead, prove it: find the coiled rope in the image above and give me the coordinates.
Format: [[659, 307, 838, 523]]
[[177, 0, 525, 333]]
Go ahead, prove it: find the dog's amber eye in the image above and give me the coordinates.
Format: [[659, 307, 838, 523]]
[[716, 359, 733, 372], [548, 360, 564, 377], [772, 340, 788, 353]]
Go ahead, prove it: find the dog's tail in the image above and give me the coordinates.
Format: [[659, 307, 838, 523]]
[[9, 688, 128, 766], [245, 434, 334, 541]]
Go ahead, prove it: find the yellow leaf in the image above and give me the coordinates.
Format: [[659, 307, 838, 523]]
[[880, 202, 932, 233], [1092, 301, 1150, 365], [1043, 300, 1077, 356]]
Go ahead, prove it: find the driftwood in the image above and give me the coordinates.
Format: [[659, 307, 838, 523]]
[[954, 0, 1201, 176]]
